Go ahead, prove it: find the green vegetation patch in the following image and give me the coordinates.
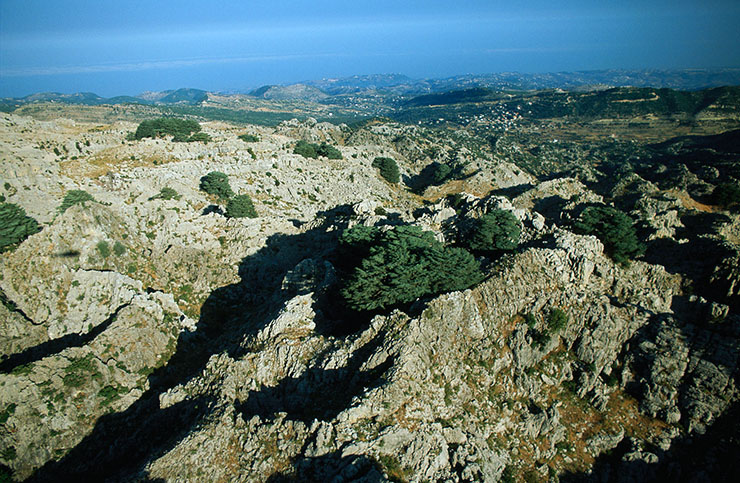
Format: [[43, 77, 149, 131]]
[[113, 241, 126, 256], [128, 118, 208, 142], [0, 447, 15, 461], [547, 308, 568, 332], [0, 404, 16, 425], [149, 186, 181, 201], [62, 353, 98, 388], [573, 205, 644, 265], [0, 202, 40, 251], [96, 240, 110, 258], [238, 133, 260, 143], [467, 210, 521, 253], [294, 140, 342, 159], [98, 385, 127, 406], [226, 194, 258, 218]]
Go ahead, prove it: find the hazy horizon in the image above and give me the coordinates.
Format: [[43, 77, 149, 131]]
[[2, 0, 740, 98]]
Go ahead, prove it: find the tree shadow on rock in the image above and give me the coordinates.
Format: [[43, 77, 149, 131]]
[[266, 451, 387, 483], [532, 195, 571, 226], [490, 183, 535, 200], [28, 204, 362, 481], [201, 204, 224, 216]]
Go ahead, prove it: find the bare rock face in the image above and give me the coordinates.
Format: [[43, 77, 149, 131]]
[[1, 203, 145, 341], [0, 291, 185, 480], [275, 117, 348, 144], [633, 193, 684, 240], [134, 223, 690, 482], [709, 249, 740, 308]]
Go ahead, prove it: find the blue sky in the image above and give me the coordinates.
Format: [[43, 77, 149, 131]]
[[1, 0, 739, 97]]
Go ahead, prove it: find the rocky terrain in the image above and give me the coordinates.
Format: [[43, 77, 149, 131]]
[[1, 85, 739, 482]]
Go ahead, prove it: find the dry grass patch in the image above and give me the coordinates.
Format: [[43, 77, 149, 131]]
[[61, 149, 179, 178]]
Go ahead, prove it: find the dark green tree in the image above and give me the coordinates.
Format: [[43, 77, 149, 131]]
[[372, 157, 400, 184], [59, 190, 95, 213], [428, 246, 484, 293], [712, 182, 740, 210], [431, 162, 452, 185], [316, 142, 343, 159], [468, 210, 521, 253], [238, 134, 260, 143], [339, 225, 482, 311], [149, 187, 181, 201], [294, 140, 318, 159], [132, 118, 201, 141], [226, 194, 257, 218], [573, 205, 644, 264], [199, 172, 234, 200], [0, 203, 40, 251]]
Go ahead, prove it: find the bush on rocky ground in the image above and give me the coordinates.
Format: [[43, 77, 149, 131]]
[[372, 157, 400, 184], [238, 133, 260, 142], [294, 140, 342, 160], [226, 194, 257, 219], [199, 172, 233, 200], [149, 187, 181, 201]]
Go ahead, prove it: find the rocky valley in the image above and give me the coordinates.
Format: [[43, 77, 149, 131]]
[[1, 81, 739, 482]]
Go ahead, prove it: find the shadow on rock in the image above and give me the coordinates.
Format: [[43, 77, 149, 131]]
[[266, 451, 387, 483], [236, 330, 394, 424], [560, 399, 740, 483]]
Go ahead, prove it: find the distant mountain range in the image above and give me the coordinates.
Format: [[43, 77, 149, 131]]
[[2, 68, 740, 113], [0, 88, 210, 109], [301, 68, 740, 96]]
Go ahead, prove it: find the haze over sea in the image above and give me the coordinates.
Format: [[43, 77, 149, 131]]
[[1, 0, 740, 97]]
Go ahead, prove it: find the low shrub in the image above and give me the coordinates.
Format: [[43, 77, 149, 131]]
[[59, 190, 95, 213], [294, 140, 342, 159], [96, 241, 110, 258], [238, 133, 260, 143], [185, 132, 212, 143], [113, 241, 126, 256], [149, 187, 181, 201], [200, 172, 233, 200]]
